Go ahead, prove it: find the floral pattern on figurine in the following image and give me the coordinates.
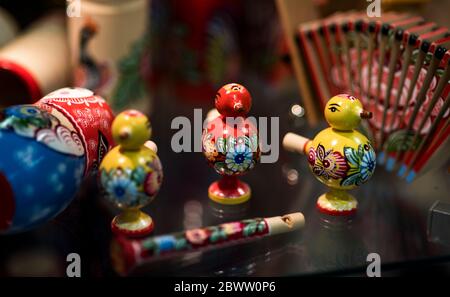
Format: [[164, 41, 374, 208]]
[[144, 170, 162, 197], [309, 144, 349, 180], [202, 133, 219, 161], [36, 125, 85, 156], [101, 162, 163, 209], [225, 144, 254, 172], [101, 167, 147, 208], [203, 134, 259, 174], [0, 105, 86, 157]]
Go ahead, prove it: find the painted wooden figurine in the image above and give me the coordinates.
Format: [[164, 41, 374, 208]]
[[283, 94, 376, 215], [202, 83, 260, 205], [0, 88, 114, 234], [99, 110, 163, 236]]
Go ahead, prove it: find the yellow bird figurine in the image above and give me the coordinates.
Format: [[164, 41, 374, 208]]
[[283, 94, 375, 216], [99, 110, 163, 236]]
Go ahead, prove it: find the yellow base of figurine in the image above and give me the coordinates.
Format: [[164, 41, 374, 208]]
[[208, 191, 251, 205], [316, 190, 357, 216]]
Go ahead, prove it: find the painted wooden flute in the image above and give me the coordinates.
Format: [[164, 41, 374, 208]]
[[111, 212, 305, 275]]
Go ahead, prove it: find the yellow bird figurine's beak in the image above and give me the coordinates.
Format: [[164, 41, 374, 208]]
[[360, 110, 372, 119]]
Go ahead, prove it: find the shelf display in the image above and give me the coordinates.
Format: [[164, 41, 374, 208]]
[[0, 0, 448, 279]]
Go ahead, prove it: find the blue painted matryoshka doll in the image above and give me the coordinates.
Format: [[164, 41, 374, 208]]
[[0, 88, 114, 233]]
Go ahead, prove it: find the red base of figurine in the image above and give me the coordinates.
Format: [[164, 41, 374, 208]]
[[316, 203, 357, 216], [208, 175, 251, 205], [315, 191, 357, 216]]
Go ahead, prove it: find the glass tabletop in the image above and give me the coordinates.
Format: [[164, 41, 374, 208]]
[[1, 78, 449, 277]]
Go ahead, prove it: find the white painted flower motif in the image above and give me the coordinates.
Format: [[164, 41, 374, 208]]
[[36, 125, 84, 156]]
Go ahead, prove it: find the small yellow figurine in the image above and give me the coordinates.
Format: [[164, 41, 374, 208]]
[[283, 94, 375, 215], [100, 110, 163, 236]]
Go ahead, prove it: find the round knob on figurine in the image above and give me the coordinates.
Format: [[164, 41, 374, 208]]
[[100, 110, 163, 237], [202, 83, 260, 205], [283, 94, 376, 216], [112, 109, 152, 150], [214, 83, 252, 117], [323, 93, 372, 131]]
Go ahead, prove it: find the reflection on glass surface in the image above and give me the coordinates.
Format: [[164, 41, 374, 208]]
[[208, 200, 250, 221], [1, 78, 449, 276], [183, 200, 204, 229]]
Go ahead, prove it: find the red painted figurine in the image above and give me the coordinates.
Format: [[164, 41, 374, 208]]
[[202, 83, 260, 205]]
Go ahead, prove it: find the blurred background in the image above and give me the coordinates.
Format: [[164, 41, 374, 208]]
[[1, 0, 448, 114]]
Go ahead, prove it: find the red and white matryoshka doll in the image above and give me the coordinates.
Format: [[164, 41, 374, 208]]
[[202, 83, 260, 205]]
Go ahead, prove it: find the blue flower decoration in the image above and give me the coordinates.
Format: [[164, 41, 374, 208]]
[[360, 148, 376, 181], [225, 144, 253, 172], [341, 143, 376, 187], [104, 171, 139, 206]]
